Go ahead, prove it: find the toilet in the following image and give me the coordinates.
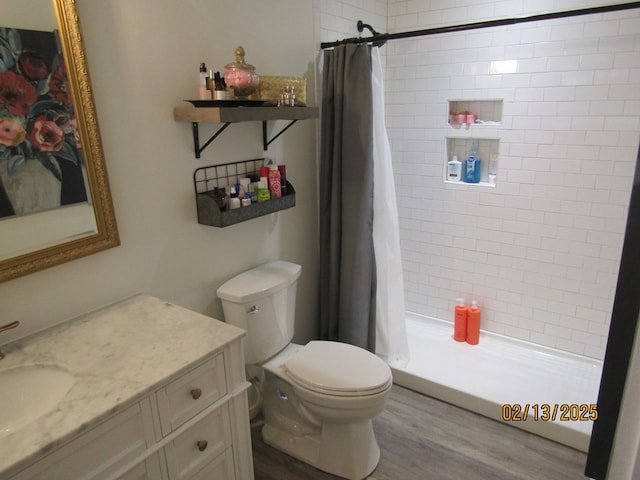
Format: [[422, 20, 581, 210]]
[[217, 261, 392, 480]]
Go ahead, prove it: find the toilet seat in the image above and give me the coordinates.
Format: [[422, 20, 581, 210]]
[[283, 341, 392, 397]]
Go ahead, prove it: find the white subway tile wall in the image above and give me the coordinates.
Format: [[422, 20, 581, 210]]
[[316, 1, 640, 359], [315, 0, 387, 45]]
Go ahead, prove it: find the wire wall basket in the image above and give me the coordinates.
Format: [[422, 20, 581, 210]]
[[193, 158, 295, 227]]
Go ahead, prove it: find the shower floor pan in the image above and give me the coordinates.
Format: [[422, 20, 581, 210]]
[[392, 312, 603, 452]]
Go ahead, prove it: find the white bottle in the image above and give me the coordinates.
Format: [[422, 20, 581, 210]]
[[447, 155, 462, 182], [228, 186, 241, 209]]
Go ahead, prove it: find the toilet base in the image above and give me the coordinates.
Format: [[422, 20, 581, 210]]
[[262, 419, 380, 480]]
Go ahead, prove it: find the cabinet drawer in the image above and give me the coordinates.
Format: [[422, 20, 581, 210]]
[[10, 400, 156, 480], [188, 448, 235, 480], [117, 451, 166, 480], [156, 353, 228, 436], [164, 405, 232, 480]]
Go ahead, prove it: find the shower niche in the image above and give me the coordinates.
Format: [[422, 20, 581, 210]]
[[445, 137, 500, 187], [445, 99, 502, 186], [448, 99, 503, 127]]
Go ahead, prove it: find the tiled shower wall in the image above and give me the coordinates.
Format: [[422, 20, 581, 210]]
[[316, 1, 640, 359], [315, 0, 386, 45], [386, 0, 640, 359]]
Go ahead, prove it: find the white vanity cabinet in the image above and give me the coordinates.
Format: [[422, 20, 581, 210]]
[[8, 400, 159, 480], [10, 346, 252, 480], [116, 453, 167, 480], [2, 296, 254, 480], [154, 349, 249, 480]]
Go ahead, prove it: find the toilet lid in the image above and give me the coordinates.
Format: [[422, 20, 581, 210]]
[[216, 261, 301, 303], [284, 341, 391, 396]]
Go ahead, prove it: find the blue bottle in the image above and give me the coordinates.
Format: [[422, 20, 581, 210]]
[[464, 144, 481, 183]]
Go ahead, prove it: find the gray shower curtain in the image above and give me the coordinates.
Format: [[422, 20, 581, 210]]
[[319, 44, 376, 352]]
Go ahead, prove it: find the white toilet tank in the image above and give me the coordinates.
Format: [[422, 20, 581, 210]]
[[217, 261, 302, 365]]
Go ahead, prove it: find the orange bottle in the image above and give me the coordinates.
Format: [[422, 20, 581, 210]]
[[467, 300, 481, 345], [454, 298, 467, 342]]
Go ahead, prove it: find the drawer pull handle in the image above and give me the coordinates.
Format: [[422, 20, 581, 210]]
[[196, 440, 208, 452], [190, 388, 202, 400]]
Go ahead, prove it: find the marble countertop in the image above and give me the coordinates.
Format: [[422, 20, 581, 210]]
[[0, 294, 245, 477]]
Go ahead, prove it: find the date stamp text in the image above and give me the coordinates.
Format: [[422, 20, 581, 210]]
[[501, 403, 598, 422]]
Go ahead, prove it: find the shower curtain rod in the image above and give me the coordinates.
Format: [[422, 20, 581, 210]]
[[320, 1, 640, 49]]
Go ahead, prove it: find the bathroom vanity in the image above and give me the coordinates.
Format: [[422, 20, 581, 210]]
[[0, 295, 253, 480]]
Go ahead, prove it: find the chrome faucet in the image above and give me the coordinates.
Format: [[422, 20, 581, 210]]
[[0, 320, 19, 359]]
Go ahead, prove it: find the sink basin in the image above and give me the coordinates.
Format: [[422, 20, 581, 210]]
[[0, 365, 75, 438]]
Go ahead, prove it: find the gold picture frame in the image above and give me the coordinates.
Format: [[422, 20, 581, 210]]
[[0, 0, 119, 282]]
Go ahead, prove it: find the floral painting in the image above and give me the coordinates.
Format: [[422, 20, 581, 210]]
[[0, 26, 88, 219]]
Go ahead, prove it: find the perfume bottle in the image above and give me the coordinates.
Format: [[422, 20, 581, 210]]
[[198, 62, 209, 100]]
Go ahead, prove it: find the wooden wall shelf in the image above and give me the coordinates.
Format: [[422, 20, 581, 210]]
[[173, 105, 319, 158]]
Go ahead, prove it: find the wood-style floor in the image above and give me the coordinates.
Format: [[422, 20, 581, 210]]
[[250, 384, 588, 480]]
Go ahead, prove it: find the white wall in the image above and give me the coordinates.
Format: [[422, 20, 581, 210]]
[[386, 0, 640, 359], [0, 0, 320, 346]]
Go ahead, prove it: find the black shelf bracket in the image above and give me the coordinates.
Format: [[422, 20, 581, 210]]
[[191, 122, 231, 158], [188, 117, 302, 158], [262, 120, 298, 151]]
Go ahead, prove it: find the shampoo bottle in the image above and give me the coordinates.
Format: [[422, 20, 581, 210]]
[[454, 298, 468, 342], [467, 300, 481, 345], [447, 155, 462, 182], [463, 143, 481, 183]]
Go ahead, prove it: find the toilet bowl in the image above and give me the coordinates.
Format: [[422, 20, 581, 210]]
[[259, 342, 392, 480], [217, 261, 393, 480], [262, 342, 392, 479]]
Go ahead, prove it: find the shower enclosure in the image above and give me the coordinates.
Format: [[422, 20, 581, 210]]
[[318, 0, 640, 462]]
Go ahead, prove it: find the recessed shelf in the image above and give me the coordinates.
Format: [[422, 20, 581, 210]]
[[445, 137, 499, 186], [448, 99, 503, 127], [444, 180, 496, 188], [173, 105, 319, 158]]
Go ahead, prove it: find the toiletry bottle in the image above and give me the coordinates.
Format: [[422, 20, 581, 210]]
[[257, 178, 270, 202], [467, 300, 481, 345], [248, 179, 258, 203], [447, 155, 461, 182], [268, 164, 282, 198], [464, 143, 481, 183], [488, 153, 498, 185], [454, 298, 468, 342], [278, 165, 287, 195], [474, 149, 482, 183], [213, 72, 228, 99], [249, 176, 259, 203], [228, 186, 241, 209], [239, 178, 250, 200], [198, 62, 209, 100]]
